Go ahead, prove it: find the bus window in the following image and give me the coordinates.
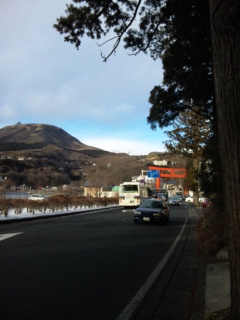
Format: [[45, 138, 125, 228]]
[[120, 185, 138, 192]]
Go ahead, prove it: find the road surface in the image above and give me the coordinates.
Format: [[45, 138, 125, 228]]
[[0, 205, 188, 320]]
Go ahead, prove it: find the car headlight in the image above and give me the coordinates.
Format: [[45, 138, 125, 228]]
[[153, 213, 161, 216], [133, 210, 141, 214]]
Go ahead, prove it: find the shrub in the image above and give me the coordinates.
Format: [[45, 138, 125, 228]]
[[0, 196, 119, 217], [12, 199, 28, 214], [197, 204, 227, 255], [0, 199, 13, 217], [71, 196, 83, 209]]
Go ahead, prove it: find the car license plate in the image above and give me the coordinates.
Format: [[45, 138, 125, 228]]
[[130, 200, 134, 203], [143, 217, 150, 221]]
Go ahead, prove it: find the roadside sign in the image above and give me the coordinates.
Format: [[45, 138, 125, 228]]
[[148, 170, 160, 178]]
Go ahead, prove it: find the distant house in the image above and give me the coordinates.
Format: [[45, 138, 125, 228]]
[[18, 157, 25, 161], [83, 180, 119, 198], [83, 179, 101, 197]]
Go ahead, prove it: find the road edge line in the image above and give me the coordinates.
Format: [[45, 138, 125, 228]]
[[116, 216, 188, 320]]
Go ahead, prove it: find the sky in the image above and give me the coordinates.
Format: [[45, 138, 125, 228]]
[[0, 0, 168, 155]]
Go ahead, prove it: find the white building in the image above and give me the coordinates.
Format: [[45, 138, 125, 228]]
[[153, 160, 168, 166]]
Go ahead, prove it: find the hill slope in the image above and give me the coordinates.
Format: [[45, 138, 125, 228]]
[[0, 123, 99, 151], [0, 123, 146, 188], [0, 123, 187, 189]]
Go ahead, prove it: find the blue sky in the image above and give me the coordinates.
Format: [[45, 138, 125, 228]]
[[0, 0, 168, 155]]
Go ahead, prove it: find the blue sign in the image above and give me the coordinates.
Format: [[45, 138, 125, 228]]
[[148, 170, 160, 178]]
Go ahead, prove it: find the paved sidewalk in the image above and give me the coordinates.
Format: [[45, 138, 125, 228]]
[[205, 261, 230, 314], [194, 207, 230, 318], [136, 207, 203, 320], [152, 207, 201, 320], [135, 206, 231, 320]]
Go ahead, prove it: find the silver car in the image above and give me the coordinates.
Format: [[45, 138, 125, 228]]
[[28, 194, 47, 201], [168, 196, 180, 206]]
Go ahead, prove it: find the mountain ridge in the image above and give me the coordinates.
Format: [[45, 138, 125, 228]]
[[0, 123, 118, 163], [0, 123, 102, 152], [0, 123, 146, 188]]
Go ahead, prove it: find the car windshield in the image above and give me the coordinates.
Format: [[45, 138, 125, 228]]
[[140, 199, 163, 209]]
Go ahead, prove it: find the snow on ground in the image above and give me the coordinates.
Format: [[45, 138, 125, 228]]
[[0, 205, 117, 221]]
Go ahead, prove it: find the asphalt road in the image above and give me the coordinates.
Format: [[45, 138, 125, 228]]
[[0, 205, 188, 320]]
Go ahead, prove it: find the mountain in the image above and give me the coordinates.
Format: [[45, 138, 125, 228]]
[[0, 123, 85, 149], [0, 123, 146, 188], [0, 123, 110, 158], [0, 123, 187, 189]]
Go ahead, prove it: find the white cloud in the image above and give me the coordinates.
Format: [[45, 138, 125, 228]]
[[0, 0, 167, 154], [0, 103, 16, 121], [81, 137, 166, 156]]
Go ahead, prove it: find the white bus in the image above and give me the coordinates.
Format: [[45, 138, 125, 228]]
[[119, 182, 151, 207]]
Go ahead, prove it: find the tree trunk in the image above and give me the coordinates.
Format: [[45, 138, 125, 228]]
[[209, 1, 240, 318]]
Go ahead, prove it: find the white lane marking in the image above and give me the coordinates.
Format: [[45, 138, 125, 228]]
[[0, 233, 23, 241], [121, 217, 132, 221], [116, 216, 188, 320]]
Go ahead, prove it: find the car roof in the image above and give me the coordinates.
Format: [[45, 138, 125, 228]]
[[140, 198, 163, 206]]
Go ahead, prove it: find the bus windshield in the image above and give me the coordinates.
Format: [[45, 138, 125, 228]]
[[120, 185, 139, 193]]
